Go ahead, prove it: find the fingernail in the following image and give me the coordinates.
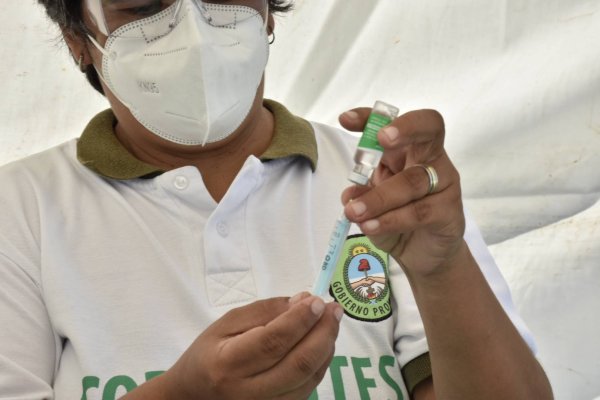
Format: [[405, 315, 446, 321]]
[[362, 219, 380, 232], [343, 111, 359, 120], [289, 292, 308, 304], [382, 126, 399, 142], [311, 298, 326, 316], [350, 201, 367, 217], [334, 306, 345, 322]]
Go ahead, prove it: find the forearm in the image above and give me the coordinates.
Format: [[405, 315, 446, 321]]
[[406, 241, 553, 400]]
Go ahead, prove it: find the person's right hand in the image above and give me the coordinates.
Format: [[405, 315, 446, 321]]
[[164, 293, 343, 400]]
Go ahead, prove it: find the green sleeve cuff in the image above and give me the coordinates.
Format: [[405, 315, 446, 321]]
[[401, 352, 432, 394]]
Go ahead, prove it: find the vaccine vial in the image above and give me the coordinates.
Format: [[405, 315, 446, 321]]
[[348, 101, 400, 185]]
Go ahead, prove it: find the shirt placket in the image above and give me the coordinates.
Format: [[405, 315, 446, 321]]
[[203, 157, 264, 306]]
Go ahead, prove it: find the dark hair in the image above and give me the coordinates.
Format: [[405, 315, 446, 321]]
[[37, 0, 294, 94]]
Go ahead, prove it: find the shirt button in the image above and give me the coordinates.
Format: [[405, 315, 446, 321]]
[[216, 221, 229, 237], [173, 176, 189, 190]]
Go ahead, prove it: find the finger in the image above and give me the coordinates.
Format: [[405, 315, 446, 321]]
[[344, 161, 455, 223], [340, 108, 445, 176], [377, 109, 445, 148], [341, 184, 372, 206], [377, 109, 446, 173], [255, 302, 342, 395], [339, 108, 444, 146], [210, 297, 293, 337], [356, 183, 463, 237], [220, 296, 329, 375], [338, 107, 373, 132]]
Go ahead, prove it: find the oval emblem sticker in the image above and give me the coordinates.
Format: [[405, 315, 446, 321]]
[[329, 234, 392, 322]]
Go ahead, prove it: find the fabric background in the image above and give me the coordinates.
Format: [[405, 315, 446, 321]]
[[1, 1, 599, 398]]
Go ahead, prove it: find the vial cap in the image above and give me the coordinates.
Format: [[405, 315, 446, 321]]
[[373, 101, 400, 119]]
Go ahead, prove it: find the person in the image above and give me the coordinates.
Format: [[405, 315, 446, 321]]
[[0, 0, 553, 399]]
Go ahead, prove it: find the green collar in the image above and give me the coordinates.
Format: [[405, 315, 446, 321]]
[[76, 99, 318, 180]]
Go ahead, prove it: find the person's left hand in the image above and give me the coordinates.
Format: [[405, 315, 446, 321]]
[[339, 108, 466, 279]]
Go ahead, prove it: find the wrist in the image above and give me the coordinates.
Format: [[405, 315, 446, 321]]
[[156, 369, 180, 399], [160, 361, 196, 400], [403, 239, 473, 289]]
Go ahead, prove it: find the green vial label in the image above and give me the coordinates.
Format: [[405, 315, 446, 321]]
[[358, 113, 391, 152]]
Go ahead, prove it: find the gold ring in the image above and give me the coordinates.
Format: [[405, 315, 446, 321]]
[[415, 164, 439, 194]]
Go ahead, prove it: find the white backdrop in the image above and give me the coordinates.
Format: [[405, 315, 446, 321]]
[[1, 1, 599, 398]]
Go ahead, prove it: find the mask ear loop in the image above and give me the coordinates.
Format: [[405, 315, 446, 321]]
[[85, 34, 137, 113], [255, 0, 270, 41], [262, 0, 270, 31], [87, 34, 110, 58], [84, 0, 110, 37]]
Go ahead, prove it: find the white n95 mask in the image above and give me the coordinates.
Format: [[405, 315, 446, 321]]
[[87, 0, 269, 146]]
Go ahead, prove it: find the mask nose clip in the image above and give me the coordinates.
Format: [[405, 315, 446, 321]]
[[169, 0, 185, 28], [169, 0, 213, 29], [193, 0, 214, 24]]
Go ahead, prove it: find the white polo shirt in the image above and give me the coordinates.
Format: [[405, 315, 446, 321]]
[[0, 100, 534, 399]]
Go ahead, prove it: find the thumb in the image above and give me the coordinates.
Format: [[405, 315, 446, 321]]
[[338, 107, 372, 132]]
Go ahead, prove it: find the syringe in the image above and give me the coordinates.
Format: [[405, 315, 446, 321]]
[[311, 101, 399, 297], [312, 212, 352, 296]]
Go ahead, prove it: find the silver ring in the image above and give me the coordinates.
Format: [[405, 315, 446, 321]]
[[415, 164, 439, 194]]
